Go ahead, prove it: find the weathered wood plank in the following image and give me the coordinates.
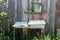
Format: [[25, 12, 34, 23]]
[[49, 0, 56, 35]]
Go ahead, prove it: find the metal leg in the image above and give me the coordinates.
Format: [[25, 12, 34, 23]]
[[41, 29, 43, 40], [28, 28, 30, 40], [13, 28, 15, 40], [26, 28, 27, 40]]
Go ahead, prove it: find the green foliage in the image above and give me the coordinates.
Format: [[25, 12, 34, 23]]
[[32, 37, 39, 40], [56, 29, 60, 40], [31, 33, 60, 40], [43, 34, 51, 40], [0, 11, 8, 40], [0, 12, 7, 17], [43, 33, 60, 40], [0, 12, 7, 27], [0, 36, 8, 40], [0, 33, 8, 40]]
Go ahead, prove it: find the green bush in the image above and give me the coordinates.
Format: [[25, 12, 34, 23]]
[[32, 33, 60, 40], [0, 12, 8, 40]]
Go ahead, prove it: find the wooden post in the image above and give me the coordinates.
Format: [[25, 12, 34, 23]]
[[49, 0, 56, 36]]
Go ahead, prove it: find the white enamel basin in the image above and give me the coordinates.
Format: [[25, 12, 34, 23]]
[[13, 20, 46, 29], [28, 20, 46, 29], [13, 22, 28, 28]]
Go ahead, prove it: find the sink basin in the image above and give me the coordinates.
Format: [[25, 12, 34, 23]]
[[13, 22, 28, 28], [28, 20, 46, 29], [13, 20, 46, 29]]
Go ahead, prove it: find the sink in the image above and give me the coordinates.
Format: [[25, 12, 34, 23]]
[[13, 22, 28, 28], [28, 20, 46, 29], [13, 20, 46, 29]]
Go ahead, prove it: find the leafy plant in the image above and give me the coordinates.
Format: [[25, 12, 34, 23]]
[[0, 36, 8, 40], [0, 33, 8, 40], [0, 12, 8, 40], [43, 34, 51, 40], [43, 33, 60, 40], [0, 12, 7, 17], [32, 36, 39, 40], [31, 33, 60, 40]]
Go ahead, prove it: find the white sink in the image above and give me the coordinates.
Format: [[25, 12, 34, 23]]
[[13, 20, 46, 29], [13, 22, 28, 28], [28, 20, 46, 29]]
